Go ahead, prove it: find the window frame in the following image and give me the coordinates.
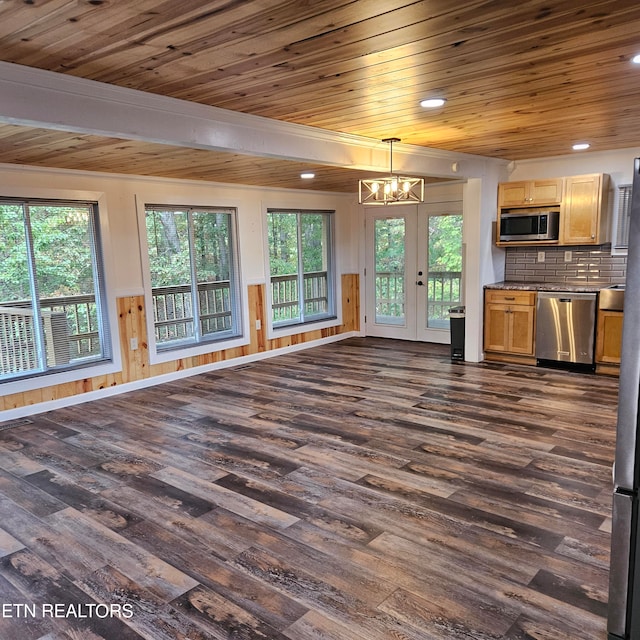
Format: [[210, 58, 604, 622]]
[[612, 183, 632, 255], [265, 207, 339, 338], [137, 197, 249, 365], [0, 188, 121, 394]]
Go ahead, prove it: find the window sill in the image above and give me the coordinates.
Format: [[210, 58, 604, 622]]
[[0, 359, 121, 396], [148, 333, 250, 365], [268, 315, 341, 340]]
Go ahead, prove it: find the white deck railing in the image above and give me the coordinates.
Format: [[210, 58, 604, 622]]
[[1, 273, 330, 374], [271, 271, 328, 322], [0, 306, 70, 374], [375, 270, 462, 325], [152, 282, 233, 344]]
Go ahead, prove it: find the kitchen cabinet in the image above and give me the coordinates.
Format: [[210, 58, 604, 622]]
[[498, 179, 563, 207], [496, 173, 610, 246], [484, 289, 536, 361], [560, 173, 610, 245], [595, 309, 623, 372]]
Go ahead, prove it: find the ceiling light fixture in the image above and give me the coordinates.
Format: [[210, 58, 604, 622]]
[[300, 172, 315, 179], [632, 54, 640, 64], [359, 138, 425, 205], [572, 142, 590, 151], [420, 97, 446, 108]]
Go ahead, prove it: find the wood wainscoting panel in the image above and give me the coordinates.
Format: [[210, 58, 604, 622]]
[[1, 275, 360, 414]]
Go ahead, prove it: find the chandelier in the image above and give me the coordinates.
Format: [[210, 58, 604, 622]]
[[359, 138, 425, 205]]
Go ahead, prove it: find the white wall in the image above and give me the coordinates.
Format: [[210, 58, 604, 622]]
[[463, 165, 510, 361], [509, 147, 640, 190]]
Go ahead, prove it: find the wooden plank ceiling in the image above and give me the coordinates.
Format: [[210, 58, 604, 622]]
[[0, 0, 639, 190]]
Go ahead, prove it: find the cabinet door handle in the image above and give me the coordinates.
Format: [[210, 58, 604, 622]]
[[504, 296, 516, 301]]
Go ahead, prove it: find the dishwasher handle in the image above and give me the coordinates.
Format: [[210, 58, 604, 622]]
[[537, 291, 598, 302]]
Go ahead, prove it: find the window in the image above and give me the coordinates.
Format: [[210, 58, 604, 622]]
[[267, 209, 335, 327], [0, 198, 111, 382], [614, 184, 632, 250], [144, 204, 242, 351]]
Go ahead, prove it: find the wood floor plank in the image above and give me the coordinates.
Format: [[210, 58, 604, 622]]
[[104, 484, 254, 560], [120, 518, 308, 631], [0, 549, 144, 639], [0, 337, 618, 639], [0, 527, 24, 558], [370, 534, 607, 640], [78, 564, 214, 640], [148, 466, 299, 529], [45, 507, 199, 602], [282, 609, 371, 640]]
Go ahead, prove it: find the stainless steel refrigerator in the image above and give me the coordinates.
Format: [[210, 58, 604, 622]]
[[608, 158, 640, 639]]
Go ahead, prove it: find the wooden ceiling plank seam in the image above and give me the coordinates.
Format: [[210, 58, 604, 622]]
[[206, 43, 638, 142], [136, 0, 630, 98], [200, 25, 640, 115], [159, 12, 635, 126], [183, 0, 640, 108], [113, 0, 535, 95], [28, 0, 373, 84], [44, 0, 519, 97], [248, 56, 636, 131]]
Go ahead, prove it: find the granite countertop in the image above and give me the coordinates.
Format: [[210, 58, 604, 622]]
[[485, 281, 608, 293]]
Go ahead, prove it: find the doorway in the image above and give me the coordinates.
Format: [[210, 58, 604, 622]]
[[364, 185, 464, 343]]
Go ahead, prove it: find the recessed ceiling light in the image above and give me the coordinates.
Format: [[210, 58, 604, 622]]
[[420, 98, 446, 108], [572, 143, 590, 151], [300, 172, 315, 179], [632, 53, 640, 64]]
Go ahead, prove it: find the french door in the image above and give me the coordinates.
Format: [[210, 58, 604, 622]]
[[364, 204, 463, 343]]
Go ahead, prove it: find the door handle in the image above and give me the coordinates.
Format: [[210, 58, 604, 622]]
[[416, 280, 424, 286]]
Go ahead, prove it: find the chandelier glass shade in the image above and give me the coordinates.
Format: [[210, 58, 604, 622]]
[[358, 138, 425, 205]]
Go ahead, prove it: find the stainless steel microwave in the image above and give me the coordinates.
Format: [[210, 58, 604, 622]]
[[499, 207, 560, 242]]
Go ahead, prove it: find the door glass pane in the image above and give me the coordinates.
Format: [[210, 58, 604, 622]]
[[374, 218, 405, 325], [427, 214, 463, 329], [145, 208, 194, 345]]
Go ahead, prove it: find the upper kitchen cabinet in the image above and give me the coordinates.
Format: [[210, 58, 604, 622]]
[[496, 173, 610, 247], [498, 179, 563, 207], [560, 173, 610, 245]]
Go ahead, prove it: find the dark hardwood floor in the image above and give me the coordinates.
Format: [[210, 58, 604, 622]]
[[0, 338, 619, 639]]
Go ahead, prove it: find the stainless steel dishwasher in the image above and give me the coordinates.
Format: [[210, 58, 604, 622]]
[[535, 291, 597, 371]]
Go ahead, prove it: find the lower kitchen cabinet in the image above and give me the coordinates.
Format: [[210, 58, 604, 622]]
[[595, 309, 623, 373], [484, 290, 536, 363]]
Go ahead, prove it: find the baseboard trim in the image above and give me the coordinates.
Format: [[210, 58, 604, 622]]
[[0, 331, 359, 422]]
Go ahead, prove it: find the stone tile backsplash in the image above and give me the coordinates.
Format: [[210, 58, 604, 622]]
[[504, 244, 626, 285]]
